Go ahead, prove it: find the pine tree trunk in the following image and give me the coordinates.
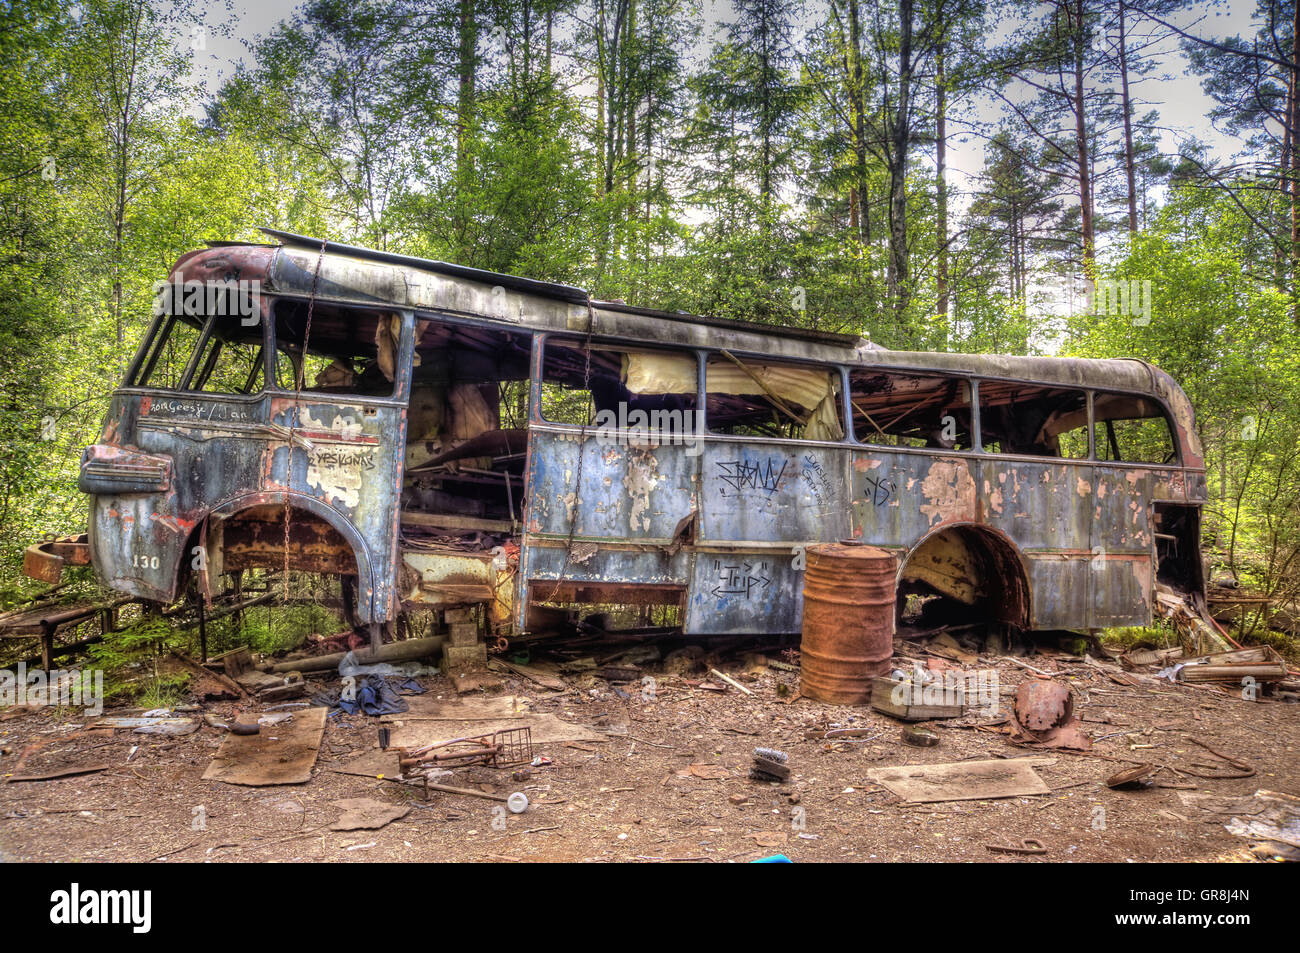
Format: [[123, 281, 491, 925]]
[[1072, 0, 1095, 270], [936, 33, 949, 324], [888, 0, 913, 324], [1117, 0, 1138, 234], [456, 0, 475, 178], [847, 0, 870, 244]]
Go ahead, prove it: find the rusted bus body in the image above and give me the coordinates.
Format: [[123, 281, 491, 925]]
[[67, 229, 1208, 642]]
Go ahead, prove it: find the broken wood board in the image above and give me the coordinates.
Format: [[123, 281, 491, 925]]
[[201, 706, 327, 786], [5, 763, 109, 783], [486, 658, 567, 691], [868, 757, 1055, 804], [89, 716, 198, 736], [1179, 789, 1300, 849], [1176, 645, 1289, 683], [870, 676, 967, 721], [330, 797, 410, 831]]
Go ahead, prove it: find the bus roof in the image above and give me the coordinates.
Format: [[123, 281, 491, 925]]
[[168, 231, 1202, 466]]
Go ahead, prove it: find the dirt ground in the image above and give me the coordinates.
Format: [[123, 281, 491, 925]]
[[1, 646, 1296, 863]]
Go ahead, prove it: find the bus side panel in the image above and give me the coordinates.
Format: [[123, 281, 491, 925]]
[[1024, 557, 1091, 629], [979, 459, 1094, 629], [849, 451, 978, 546], [266, 396, 405, 621], [978, 461, 1093, 553], [686, 441, 851, 635], [86, 391, 405, 623], [524, 430, 697, 541], [519, 427, 697, 628], [1089, 466, 1156, 627]]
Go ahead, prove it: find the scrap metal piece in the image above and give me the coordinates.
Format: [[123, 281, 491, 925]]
[[398, 726, 534, 775], [901, 725, 940, 747], [1106, 764, 1157, 790], [1013, 679, 1074, 733], [751, 747, 790, 781]]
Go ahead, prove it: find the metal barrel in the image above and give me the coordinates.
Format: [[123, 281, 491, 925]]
[[800, 542, 897, 705]]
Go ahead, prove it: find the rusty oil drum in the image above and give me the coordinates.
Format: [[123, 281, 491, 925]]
[[800, 542, 897, 705]]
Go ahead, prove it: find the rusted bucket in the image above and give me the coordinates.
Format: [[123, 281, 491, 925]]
[[800, 542, 897, 705]]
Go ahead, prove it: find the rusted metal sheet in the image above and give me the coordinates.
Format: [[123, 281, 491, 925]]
[[1013, 680, 1074, 732], [851, 451, 975, 545], [22, 535, 92, 585], [800, 543, 896, 704], [401, 550, 514, 625], [698, 441, 851, 543], [849, 445, 1158, 630], [684, 551, 801, 634]]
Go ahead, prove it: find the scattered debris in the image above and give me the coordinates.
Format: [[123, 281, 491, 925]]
[[487, 657, 566, 691], [1106, 764, 1157, 790], [709, 668, 753, 696], [1166, 646, 1288, 686], [872, 672, 967, 721], [169, 649, 248, 700], [1179, 737, 1256, 779], [1013, 679, 1073, 731], [397, 726, 534, 773], [1009, 680, 1092, 750], [1179, 789, 1300, 857], [4, 763, 110, 783], [90, 716, 199, 737]]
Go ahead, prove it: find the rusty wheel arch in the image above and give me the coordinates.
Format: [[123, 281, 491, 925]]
[[896, 521, 1033, 629], [198, 490, 379, 623]]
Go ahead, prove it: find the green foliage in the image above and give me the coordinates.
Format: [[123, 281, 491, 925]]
[[87, 614, 181, 701], [1067, 184, 1300, 620]]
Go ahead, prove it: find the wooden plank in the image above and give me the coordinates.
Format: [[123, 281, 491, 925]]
[[201, 706, 328, 786], [867, 758, 1055, 804], [401, 511, 514, 533], [5, 763, 110, 783], [487, 657, 568, 691], [870, 676, 966, 721]]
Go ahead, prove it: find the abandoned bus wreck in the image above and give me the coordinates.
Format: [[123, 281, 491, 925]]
[[26, 229, 1217, 658]]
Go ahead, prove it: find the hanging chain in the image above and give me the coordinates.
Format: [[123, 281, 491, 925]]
[[543, 296, 596, 605], [282, 240, 328, 601]]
